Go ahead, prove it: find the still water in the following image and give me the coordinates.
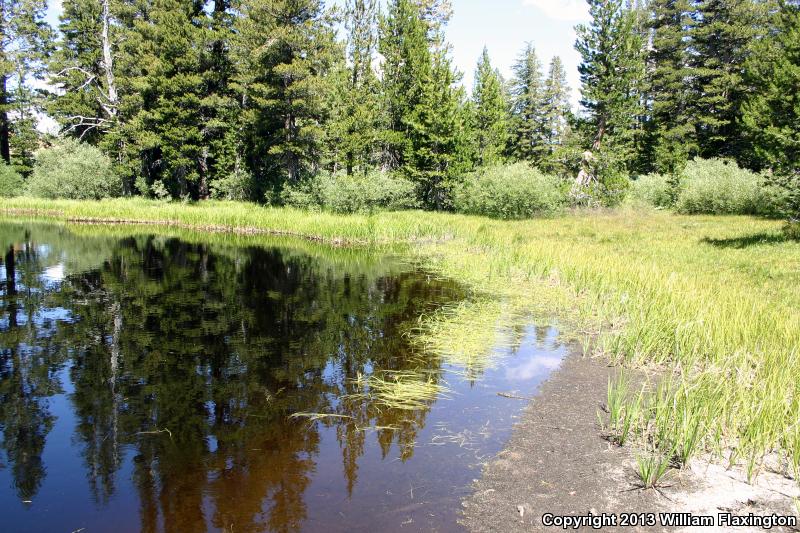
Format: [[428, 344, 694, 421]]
[[0, 221, 568, 533]]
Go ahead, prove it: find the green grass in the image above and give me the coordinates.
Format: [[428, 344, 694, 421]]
[[3, 197, 799, 481]]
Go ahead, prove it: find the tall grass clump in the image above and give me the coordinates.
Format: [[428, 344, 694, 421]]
[[602, 372, 644, 446], [0, 163, 24, 197], [674, 158, 772, 215], [452, 163, 567, 219], [281, 170, 418, 213], [26, 138, 122, 200]]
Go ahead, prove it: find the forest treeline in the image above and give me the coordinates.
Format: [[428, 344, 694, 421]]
[[0, 0, 799, 211]]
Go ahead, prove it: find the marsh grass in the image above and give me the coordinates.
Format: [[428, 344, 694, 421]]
[[345, 370, 450, 411], [603, 372, 645, 446], [636, 451, 672, 489], [4, 198, 800, 483], [411, 298, 532, 379]]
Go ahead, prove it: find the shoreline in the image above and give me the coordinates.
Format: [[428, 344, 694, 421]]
[[461, 351, 799, 532]]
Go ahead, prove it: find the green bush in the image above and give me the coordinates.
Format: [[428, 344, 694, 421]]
[[26, 138, 122, 200], [452, 163, 567, 219], [674, 158, 770, 215], [763, 172, 800, 221], [211, 168, 254, 201], [280, 171, 418, 213], [630, 173, 673, 208], [784, 221, 800, 241], [0, 163, 24, 197]]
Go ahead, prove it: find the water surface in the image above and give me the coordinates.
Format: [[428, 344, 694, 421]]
[[0, 221, 568, 532]]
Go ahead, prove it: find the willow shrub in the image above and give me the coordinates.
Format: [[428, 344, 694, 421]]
[[452, 163, 567, 219], [281, 171, 418, 214], [675, 158, 777, 215], [0, 163, 24, 197], [631, 159, 783, 216], [629, 173, 674, 209], [26, 138, 122, 200]]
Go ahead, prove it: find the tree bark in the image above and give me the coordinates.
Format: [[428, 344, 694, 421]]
[[100, 0, 118, 117]]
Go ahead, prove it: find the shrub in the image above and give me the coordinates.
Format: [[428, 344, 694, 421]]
[[280, 171, 418, 213], [0, 163, 24, 197], [26, 138, 122, 200], [764, 172, 800, 221], [629, 173, 673, 209], [784, 221, 800, 241], [674, 158, 768, 215], [211, 168, 254, 201], [452, 163, 567, 219]]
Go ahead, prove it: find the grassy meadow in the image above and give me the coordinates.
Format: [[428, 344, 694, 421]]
[[3, 197, 799, 482]]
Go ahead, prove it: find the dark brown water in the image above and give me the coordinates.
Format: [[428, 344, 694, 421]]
[[0, 221, 567, 533]]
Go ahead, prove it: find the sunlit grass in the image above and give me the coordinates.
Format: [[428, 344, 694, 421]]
[[345, 370, 450, 411], [4, 198, 799, 481]]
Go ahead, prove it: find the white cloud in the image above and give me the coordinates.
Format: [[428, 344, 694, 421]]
[[522, 0, 589, 21]]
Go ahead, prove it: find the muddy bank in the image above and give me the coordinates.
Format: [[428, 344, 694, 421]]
[[460, 351, 799, 532]]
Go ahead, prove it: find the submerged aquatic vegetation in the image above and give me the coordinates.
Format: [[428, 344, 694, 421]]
[[289, 412, 354, 422], [345, 370, 450, 412], [411, 298, 532, 380]]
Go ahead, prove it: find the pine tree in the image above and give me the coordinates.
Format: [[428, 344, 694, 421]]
[[692, 0, 766, 158], [0, 0, 52, 171], [410, 46, 472, 208], [646, 0, 697, 173], [509, 43, 546, 163], [379, 0, 431, 169], [337, 0, 382, 175], [742, 0, 800, 176], [575, 0, 647, 183], [233, 0, 337, 192], [379, 0, 469, 208], [128, 0, 211, 198], [50, 0, 106, 144], [199, 0, 239, 198], [471, 47, 509, 166], [540, 56, 571, 168]]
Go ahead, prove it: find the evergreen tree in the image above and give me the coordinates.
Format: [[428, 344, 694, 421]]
[[233, 0, 337, 192], [0, 0, 52, 172], [742, 0, 800, 176], [379, 0, 469, 208], [49, 0, 121, 146], [692, 0, 765, 159], [540, 56, 571, 168], [471, 47, 508, 166], [509, 42, 545, 163], [199, 0, 239, 198], [337, 0, 382, 175], [409, 46, 472, 208], [575, 0, 647, 183], [379, 0, 431, 169], [127, 0, 211, 198], [49, 0, 108, 145], [646, 0, 697, 173]]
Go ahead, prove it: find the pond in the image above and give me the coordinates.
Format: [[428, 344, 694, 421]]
[[0, 221, 568, 533]]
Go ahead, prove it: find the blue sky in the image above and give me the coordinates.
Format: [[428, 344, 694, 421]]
[[44, 0, 589, 106], [447, 0, 589, 105]]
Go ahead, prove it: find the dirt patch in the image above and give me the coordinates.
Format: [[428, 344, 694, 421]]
[[460, 351, 799, 532]]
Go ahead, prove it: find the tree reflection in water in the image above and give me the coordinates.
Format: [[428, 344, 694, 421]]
[[0, 223, 464, 532]]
